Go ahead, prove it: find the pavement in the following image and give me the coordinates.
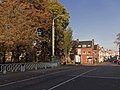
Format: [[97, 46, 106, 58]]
[[0, 65, 79, 85], [0, 62, 117, 85]]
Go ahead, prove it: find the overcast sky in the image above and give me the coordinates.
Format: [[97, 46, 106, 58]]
[[58, 0, 120, 51]]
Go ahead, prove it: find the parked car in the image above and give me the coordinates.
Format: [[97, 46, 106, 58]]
[[112, 56, 119, 64], [117, 58, 120, 65], [113, 59, 118, 64]]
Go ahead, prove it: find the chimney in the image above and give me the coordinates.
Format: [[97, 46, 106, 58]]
[[92, 39, 94, 49]]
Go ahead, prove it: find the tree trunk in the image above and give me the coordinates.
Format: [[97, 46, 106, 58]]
[[65, 54, 71, 64], [2, 51, 6, 64]]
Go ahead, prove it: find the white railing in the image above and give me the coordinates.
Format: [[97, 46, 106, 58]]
[[0, 62, 58, 74]]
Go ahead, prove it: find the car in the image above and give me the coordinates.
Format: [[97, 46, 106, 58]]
[[112, 56, 117, 63], [117, 58, 120, 65], [113, 59, 118, 64]]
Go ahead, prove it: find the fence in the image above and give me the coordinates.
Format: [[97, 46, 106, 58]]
[[0, 62, 58, 74]]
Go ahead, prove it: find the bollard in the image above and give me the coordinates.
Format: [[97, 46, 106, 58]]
[[21, 64, 25, 72], [44, 66, 46, 69], [35, 64, 37, 70], [3, 65, 7, 74], [0, 65, 1, 72]]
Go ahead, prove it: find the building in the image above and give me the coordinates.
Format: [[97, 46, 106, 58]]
[[70, 39, 117, 65], [93, 44, 100, 63], [71, 39, 96, 64]]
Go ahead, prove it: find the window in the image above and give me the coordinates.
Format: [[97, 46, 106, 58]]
[[88, 51, 91, 54], [88, 45, 91, 47], [86, 56, 92, 62], [82, 45, 86, 48], [78, 45, 81, 48], [83, 51, 86, 54], [87, 56, 93, 59]]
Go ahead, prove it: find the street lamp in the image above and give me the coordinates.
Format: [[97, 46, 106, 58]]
[[51, 15, 64, 63], [118, 44, 120, 58]]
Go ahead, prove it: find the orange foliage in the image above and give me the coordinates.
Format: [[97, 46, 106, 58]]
[[0, 0, 52, 48]]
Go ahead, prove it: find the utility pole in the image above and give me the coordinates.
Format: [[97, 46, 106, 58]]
[[119, 44, 120, 58]]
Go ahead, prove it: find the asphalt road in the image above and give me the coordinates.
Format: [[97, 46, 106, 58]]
[[0, 62, 120, 90]]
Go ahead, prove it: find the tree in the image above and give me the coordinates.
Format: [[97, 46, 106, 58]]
[[115, 33, 120, 57], [0, 0, 52, 63], [49, 0, 69, 29], [115, 33, 120, 45], [49, 0, 70, 58], [63, 27, 73, 54], [63, 27, 73, 63]]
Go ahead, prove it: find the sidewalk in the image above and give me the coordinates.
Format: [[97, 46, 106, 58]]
[[0, 65, 76, 85]]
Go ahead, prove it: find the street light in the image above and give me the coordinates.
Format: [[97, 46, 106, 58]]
[[51, 15, 64, 63], [118, 44, 120, 58]]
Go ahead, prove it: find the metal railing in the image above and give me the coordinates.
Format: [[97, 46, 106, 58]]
[[0, 62, 58, 74]]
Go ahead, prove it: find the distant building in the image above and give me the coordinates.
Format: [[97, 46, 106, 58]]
[[93, 44, 100, 63], [71, 39, 95, 64], [70, 39, 117, 65]]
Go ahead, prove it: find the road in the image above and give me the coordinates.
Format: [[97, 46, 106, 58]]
[[0, 62, 120, 90]]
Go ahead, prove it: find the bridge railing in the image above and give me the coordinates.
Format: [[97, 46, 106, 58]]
[[0, 62, 58, 74]]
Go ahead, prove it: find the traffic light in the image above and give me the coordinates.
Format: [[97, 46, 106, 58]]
[[37, 28, 44, 37]]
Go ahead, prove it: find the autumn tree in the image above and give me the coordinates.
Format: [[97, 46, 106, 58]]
[[0, 0, 51, 63]]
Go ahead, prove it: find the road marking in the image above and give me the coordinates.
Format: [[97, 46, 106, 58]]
[[0, 67, 84, 87], [48, 68, 97, 90], [81, 75, 120, 80]]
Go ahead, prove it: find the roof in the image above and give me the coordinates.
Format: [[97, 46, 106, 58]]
[[79, 41, 92, 45], [73, 40, 93, 48]]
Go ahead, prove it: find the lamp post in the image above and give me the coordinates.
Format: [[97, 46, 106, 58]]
[[118, 44, 120, 58], [51, 15, 64, 63]]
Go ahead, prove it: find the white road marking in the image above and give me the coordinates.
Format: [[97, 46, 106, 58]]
[[81, 75, 120, 80], [0, 67, 83, 87], [48, 68, 97, 90]]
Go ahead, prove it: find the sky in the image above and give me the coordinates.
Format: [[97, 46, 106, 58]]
[[58, 0, 120, 51]]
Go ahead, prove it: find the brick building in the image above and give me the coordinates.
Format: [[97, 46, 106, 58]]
[[71, 39, 100, 64], [93, 44, 100, 63]]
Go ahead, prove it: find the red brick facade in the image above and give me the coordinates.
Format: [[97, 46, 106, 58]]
[[72, 39, 99, 64]]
